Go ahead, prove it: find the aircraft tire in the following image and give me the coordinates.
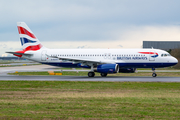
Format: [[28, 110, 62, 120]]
[[101, 73, 107, 77], [88, 72, 95, 77], [152, 73, 157, 77]]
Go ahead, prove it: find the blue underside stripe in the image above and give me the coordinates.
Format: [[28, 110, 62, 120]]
[[41, 62, 177, 68]]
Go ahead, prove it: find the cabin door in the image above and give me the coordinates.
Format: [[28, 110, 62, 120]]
[[149, 50, 155, 61], [41, 50, 47, 61]]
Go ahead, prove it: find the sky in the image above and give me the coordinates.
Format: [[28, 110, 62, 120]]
[[0, 0, 180, 57]]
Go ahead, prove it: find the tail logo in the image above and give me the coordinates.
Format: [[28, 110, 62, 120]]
[[18, 26, 36, 39], [20, 38, 36, 45], [17, 23, 43, 52]]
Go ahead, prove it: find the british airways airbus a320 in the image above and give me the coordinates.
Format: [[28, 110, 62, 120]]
[[7, 22, 178, 77]]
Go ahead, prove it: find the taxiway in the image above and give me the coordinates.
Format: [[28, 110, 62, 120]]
[[0, 75, 180, 82], [0, 65, 180, 82]]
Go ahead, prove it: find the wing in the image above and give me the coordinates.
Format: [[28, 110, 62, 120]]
[[46, 54, 116, 66]]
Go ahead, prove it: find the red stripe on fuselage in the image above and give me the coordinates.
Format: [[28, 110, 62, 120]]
[[139, 52, 155, 54], [17, 26, 36, 39]]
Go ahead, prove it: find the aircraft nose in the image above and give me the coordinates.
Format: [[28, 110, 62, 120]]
[[172, 57, 178, 63]]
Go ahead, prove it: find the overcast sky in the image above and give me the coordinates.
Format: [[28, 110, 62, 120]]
[[1, 0, 180, 56]]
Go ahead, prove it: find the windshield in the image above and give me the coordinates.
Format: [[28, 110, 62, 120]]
[[161, 54, 171, 57]]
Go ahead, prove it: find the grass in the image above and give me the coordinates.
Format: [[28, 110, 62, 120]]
[[0, 81, 180, 119], [8, 71, 180, 77]]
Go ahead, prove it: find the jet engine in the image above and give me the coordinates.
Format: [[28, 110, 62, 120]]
[[94, 64, 119, 73]]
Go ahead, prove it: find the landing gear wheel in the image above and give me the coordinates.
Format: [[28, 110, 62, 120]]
[[101, 73, 107, 77], [152, 73, 157, 77], [88, 72, 95, 77]]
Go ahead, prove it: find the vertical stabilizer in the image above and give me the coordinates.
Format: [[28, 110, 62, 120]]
[[17, 22, 43, 51]]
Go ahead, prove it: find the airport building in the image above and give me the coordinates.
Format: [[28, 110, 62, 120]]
[[143, 41, 180, 51]]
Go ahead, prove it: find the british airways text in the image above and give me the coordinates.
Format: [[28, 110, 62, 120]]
[[117, 57, 148, 60]]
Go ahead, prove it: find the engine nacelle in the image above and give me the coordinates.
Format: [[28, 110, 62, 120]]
[[94, 64, 119, 73], [119, 68, 136, 73]]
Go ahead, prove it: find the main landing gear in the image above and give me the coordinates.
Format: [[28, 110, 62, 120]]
[[88, 72, 108, 77], [88, 66, 95, 77], [101, 73, 107, 77], [88, 72, 95, 77], [152, 68, 157, 77], [88, 66, 108, 77]]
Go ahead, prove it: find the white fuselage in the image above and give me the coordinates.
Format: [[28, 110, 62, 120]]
[[23, 48, 178, 69]]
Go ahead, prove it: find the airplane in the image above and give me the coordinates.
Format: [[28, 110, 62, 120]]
[[6, 22, 178, 77]]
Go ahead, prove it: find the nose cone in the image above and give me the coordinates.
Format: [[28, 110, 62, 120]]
[[172, 57, 178, 64]]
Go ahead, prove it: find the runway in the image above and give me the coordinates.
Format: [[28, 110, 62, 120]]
[[1, 64, 180, 82], [0, 75, 180, 82], [1, 65, 180, 75], [0, 64, 89, 75]]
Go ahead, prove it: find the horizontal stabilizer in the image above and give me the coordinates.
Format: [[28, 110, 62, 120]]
[[6, 52, 32, 56]]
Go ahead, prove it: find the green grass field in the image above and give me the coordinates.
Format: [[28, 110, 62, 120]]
[[8, 71, 180, 77], [0, 81, 180, 119]]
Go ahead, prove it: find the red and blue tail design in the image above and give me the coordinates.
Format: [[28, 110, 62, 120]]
[[17, 22, 43, 51]]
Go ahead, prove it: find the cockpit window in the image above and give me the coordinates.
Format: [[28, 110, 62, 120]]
[[161, 54, 171, 57]]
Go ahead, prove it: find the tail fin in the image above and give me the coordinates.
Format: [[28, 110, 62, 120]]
[[17, 22, 43, 51]]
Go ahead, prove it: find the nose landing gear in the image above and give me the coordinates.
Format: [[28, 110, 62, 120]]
[[152, 68, 157, 77], [152, 73, 157, 77]]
